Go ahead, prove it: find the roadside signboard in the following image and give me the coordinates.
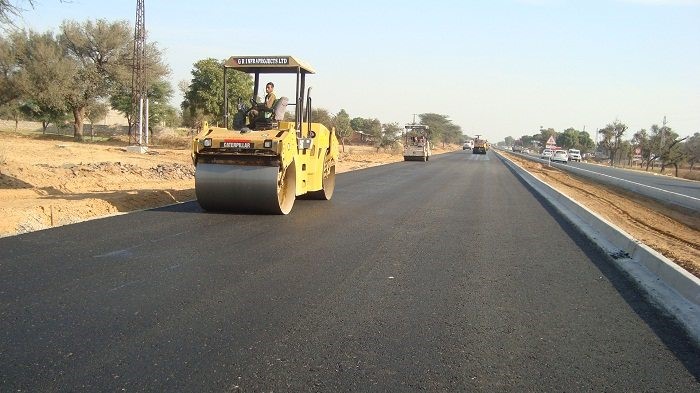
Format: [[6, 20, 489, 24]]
[[633, 147, 642, 162], [546, 135, 556, 149]]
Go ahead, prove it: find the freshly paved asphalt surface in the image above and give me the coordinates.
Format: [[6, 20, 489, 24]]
[[520, 151, 700, 212], [1, 150, 699, 392]]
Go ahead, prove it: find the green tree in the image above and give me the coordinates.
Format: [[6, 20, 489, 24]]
[[631, 129, 651, 166], [647, 124, 687, 176], [19, 99, 70, 133], [109, 42, 171, 134], [0, 97, 23, 131], [333, 109, 352, 152], [85, 101, 109, 139], [578, 131, 595, 152], [350, 117, 380, 145], [378, 122, 401, 151], [420, 113, 461, 147], [0, 31, 21, 106], [366, 118, 382, 142], [645, 124, 684, 173], [646, 125, 664, 170], [144, 79, 175, 127], [599, 120, 627, 166], [350, 117, 367, 133], [504, 136, 514, 146], [181, 58, 253, 128], [661, 136, 687, 177], [538, 127, 557, 147], [86, 101, 109, 124], [310, 107, 333, 130], [682, 133, 700, 171], [58, 19, 133, 140], [556, 128, 580, 149], [0, 32, 29, 128], [11, 30, 72, 132], [521, 134, 537, 148], [159, 105, 181, 128], [618, 140, 633, 165]]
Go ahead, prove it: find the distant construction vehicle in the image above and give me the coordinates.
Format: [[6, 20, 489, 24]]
[[403, 123, 431, 161], [473, 134, 489, 154], [191, 56, 339, 214]]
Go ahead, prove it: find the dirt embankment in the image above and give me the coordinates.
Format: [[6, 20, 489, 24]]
[[501, 152, 699, 278]]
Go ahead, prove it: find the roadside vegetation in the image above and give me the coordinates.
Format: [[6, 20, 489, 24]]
[[499, 124, 700, 181]]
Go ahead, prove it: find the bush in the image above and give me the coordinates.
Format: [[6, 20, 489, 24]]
[[152, 127, 190, 149]]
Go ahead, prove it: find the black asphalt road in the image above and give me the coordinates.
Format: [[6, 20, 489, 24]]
[[1, 150, 699, 392], [519, 151, 700, 212]]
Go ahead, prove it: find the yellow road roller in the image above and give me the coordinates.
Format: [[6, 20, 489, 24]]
[[191, 56, 339, 214]]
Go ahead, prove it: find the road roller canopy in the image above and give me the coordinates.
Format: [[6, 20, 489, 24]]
[[224, 56, 316, 74], [221, 55, 317, 131], [405, 124, 429, 131]]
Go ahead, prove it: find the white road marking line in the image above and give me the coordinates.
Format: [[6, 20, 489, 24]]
[[558, 162, 699, 201]]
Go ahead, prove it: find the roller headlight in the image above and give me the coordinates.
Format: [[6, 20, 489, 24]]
[[203, 138, 212, 147], [263, 139, 272, 148]]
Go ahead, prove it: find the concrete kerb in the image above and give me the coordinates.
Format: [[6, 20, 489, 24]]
[[495, 150, 700, 345]]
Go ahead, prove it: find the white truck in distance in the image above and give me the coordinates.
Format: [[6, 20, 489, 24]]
[[403, 124, 431, 161], [568, 149, 582, 162]]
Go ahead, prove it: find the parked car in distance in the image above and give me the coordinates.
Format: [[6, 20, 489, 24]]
[[567, 149, 582, 162], [512, 145, 523, 153], [540, 148, 553, 159], [551, 149, 569, 163], [463, 140, 474, 150]]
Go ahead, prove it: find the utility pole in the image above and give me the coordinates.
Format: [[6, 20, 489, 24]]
[[128, 0, 148, 152], [595, 128, 599, 147], [660, 115, 667, 146]]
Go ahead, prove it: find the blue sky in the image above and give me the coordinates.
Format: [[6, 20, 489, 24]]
[[17, 0, 700, 142]]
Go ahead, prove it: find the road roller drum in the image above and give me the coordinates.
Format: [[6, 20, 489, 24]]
[[195, 163, 295, 214]]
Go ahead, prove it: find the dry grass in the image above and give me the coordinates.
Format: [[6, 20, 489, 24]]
[[677, 168, 700, 181], [152, 132, 190, 149]]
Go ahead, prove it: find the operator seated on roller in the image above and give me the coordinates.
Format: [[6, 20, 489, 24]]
[[248, 82, 276, 127]]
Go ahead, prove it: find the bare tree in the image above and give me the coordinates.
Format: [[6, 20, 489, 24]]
[[659, 136, 688, 177], [645, 124, 686, 175], [599, 120, 627, 167], [0, 0, 35, 28]]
